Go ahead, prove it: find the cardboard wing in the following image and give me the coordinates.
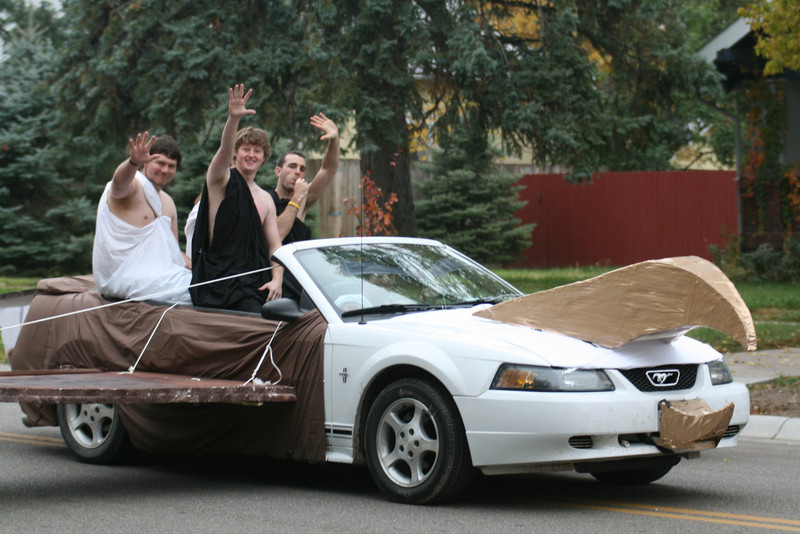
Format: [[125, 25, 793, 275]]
[[474, 256, 757, 350]]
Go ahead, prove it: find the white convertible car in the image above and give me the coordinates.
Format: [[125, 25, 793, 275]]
[[8, 237, 752, 504]]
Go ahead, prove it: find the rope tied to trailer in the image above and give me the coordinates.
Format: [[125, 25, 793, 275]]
[[125, 302, 180, 374], [2, 266, 287, 386], [244, 321, 284, 386]]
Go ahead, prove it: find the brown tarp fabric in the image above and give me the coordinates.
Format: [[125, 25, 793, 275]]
[[474, 256, 757, 351], [9, 276, 327, 462]]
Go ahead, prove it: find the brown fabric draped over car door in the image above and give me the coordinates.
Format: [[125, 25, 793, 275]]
[[10, 276, 328, 462]]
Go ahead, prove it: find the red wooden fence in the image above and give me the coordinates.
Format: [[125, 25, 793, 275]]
[[514, 171, 739, 268]]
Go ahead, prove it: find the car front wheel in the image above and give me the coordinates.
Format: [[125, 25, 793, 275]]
[[364, 377, 474, 504], [57, 403, 130, 464]]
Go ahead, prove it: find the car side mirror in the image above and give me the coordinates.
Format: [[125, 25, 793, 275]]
[[261, 298, 305, 321]]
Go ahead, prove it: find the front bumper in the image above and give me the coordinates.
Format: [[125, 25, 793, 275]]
[[454, 370, 749, 473]]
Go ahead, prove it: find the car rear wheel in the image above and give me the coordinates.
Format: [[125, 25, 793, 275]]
[[364, 377, 474, 504], [57, 403, 130, 464]]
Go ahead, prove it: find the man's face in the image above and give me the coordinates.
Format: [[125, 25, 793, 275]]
[[235, 143, 266, 174], [142, 154, 178, 190], [276, 154, 307, 192]]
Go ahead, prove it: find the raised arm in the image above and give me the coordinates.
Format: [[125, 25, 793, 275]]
[[206, 85, 256, 189], [110, 132, 157, 200], [305, 113, 339, 206]]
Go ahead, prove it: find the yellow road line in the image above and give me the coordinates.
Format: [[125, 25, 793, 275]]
[[588, 499, 800, 526], [545, 498, 800, 532], [0, 432, 65, 447]]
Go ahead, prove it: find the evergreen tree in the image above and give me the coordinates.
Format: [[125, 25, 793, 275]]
[[0, 1, 750, 272], [415, 137, 534, 265], [0, 8, 95, 275], [304, 0, 725, 236], [53, 1, 310, 218]]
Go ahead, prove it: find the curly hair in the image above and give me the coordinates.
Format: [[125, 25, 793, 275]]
[[235, 127, 271, 159]]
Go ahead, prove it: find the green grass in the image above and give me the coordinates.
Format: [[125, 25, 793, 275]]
[[494, 266, 614, 294], [0, 277, 39, 294], [750, 375, 800, 390]]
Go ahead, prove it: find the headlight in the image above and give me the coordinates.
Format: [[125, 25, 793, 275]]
[[491, 364, 615, 392], [708, 359, 733, 385]]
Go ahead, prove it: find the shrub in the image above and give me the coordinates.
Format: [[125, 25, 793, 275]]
[[712, 236, 800, 283], [741, 238, 800, 282]]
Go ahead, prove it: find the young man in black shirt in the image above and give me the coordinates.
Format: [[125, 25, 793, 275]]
[[271, 113, 339, 245]]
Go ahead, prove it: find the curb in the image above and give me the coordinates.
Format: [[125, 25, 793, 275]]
[[741, 415, 800, 443]]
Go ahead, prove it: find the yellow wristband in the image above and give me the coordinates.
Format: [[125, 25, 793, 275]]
[[288, 201, 301, 210]]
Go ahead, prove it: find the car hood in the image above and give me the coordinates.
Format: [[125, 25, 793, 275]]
[[367, 306, 722, 370]]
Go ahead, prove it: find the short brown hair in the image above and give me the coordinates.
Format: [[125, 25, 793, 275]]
[[235, 127, 271, 159], [277, 150, 306, 168], [150, 135, 182, 167]]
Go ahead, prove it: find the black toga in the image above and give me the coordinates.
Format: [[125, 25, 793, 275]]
[[191, 169, 271, 312]]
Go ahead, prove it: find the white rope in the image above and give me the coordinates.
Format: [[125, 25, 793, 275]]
[[0, 265, 273, 333], [124, 302, 179, 374], [244, 321, 283, 386], [2, 266, 285, 386]]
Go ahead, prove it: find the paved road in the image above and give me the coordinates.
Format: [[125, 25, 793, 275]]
[[1, 350, 799, 532], [0, 400, 798, 533]]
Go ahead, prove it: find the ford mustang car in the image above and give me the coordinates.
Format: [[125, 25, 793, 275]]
[[8, 237, 753, 504]]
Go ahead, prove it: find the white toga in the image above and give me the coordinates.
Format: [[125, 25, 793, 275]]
[[92, 171, 192, 303], [184, 202, 199, 260]]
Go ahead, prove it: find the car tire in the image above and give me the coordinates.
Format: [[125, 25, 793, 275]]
[[364, 377, 474, 504], [590, 458, 677, 485], [57, 403, 130, 464]]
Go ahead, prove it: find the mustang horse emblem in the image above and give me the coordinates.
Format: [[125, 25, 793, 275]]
[[646, 369, 680, 387]]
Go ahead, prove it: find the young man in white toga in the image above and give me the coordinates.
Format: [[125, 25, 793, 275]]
[[92, 133, 192, 303]]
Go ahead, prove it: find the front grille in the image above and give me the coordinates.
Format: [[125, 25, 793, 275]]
[[619, 364, 698, 392]]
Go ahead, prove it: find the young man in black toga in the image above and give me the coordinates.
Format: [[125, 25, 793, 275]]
[[190, 85, 284, 312]]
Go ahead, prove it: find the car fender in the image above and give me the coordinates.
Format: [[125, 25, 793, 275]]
[[353, 339, 497, 398]]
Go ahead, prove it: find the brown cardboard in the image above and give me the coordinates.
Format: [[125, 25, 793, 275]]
[[474, 256, 757, 351], [653, 398, 734, 451]]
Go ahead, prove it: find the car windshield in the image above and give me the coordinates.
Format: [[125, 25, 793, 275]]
[[293, 243, 521, 318]]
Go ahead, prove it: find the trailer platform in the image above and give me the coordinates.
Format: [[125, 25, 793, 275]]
[[0, 369, 296, 405]]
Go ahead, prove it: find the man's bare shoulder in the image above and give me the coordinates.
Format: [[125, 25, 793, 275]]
[[159, 188, 176, 203], [249, 183, 276, 222], [249, 183, 273, 202], [160, 190, 178, 214]]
